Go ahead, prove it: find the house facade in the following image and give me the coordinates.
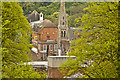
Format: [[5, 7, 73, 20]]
[[29, 18, 58, 61]]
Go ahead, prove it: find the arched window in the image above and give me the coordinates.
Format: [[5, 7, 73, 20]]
[[63, 22, 64, 25], [41, 14, 42, 17], [64, 31, 66, 37], [61, 31, 63, 37], [63, 17, 64, 20]]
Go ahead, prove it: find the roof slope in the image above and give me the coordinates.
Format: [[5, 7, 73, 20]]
[[39, 19, 57, 28], [27, 10, 40, 22]]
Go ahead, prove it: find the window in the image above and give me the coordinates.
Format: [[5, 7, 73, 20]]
[[64, 31, 66, 37], [63, 17, 64, 20], [47, 35, 50, 40], [63, 22, 64, 25], [54, 44, 57, 51], [41, 14, 42, 17], [49, 44, 53, 51], [43, 45, 47, 51], [61, 31, 63, 37]]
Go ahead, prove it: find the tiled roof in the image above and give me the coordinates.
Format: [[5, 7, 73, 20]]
[[39, 19, 57, 28]]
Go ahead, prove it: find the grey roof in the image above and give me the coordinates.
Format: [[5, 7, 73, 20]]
[[27, 10, 40, 22], [69, 29, 78, 40], [69, 28, 83, 40], [39, 19, 57, 28]]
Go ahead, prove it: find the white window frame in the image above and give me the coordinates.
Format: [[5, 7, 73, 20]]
[[54, 44, 57, 51], [49, 44, 53, 51], [43, 45, 47, 51]]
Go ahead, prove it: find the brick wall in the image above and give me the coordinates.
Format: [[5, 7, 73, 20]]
[[48, 67, 64, 78], [39, 28, 58, 41]]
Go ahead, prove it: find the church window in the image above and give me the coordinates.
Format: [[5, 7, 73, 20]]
[[63, 22, 64, 25], [61, 31, 63, 37], [64, 31, 66, 37], [41, 14, 42, 17], [63, 17, 64, 20]]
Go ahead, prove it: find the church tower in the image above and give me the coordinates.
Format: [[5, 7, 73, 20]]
[[57, 0, 70, 56]]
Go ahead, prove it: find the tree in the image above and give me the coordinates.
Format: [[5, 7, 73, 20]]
[[59, 2, 119, 78], [19, 2, 88, 27], [68, 3, 88, 27], [2, 2, 47, 78]]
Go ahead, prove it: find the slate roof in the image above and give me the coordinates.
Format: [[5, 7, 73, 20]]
[[39, 19, 57, 28], [69, 27, 83, 40], [27, 10, 40, 22]]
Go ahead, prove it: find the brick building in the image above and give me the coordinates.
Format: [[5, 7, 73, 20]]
[[28, 0, 82, 61], [27, 0, 84, 78], [31, 19, 58, 61]]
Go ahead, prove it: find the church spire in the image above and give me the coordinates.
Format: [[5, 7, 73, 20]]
[[57, 0, 70, 56], [60, 0, 65, 14], [58, 0, 68, 27]]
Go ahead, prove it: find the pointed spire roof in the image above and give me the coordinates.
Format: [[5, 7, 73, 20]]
[[60, 0, 66, 13], [58, 0, 68, 27]]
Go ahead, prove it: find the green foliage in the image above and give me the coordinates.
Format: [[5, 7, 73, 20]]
[[2, 2, 47, 78], [20, 2, 88, 27], [69, 3, 88, 27], [3, 64, 47, 78], [59, 2, 118, 78]]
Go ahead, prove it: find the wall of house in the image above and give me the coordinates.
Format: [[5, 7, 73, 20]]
[[38, 44, 57, 61], [48, 67, 64, 78], [39, 28, 58, 41]]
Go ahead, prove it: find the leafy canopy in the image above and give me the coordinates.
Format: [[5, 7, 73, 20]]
[[59, 2, 119, 78], [2, 2, 46, 78]]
